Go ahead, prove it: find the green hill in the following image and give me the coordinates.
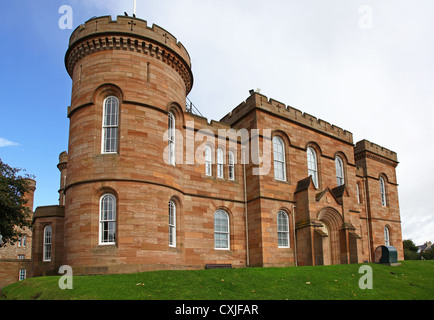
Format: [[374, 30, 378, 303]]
[[2, 260, 433, 300]]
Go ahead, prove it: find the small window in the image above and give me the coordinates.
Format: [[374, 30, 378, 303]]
[[43, 225, 52, 262], [380, 176, 387, 207], [217, 148, 224, 178], [18, 254, 25, 259], [273, 136, 286, 181], [168, 112, 175, 166], [102, 96, 119, 153], [356, 182, 363, 204], [277, 211, 290, 248], [384, 226, 390, 246], [99, 194, 116, 245], [335, 156, 344, 186], [19, 269, 26, 281], [307, 147, 318, 188], [228, 151, 235, 180], [169, 200, 176, 247], [205, 145, 212, 176], [214, 210, 230, 250]]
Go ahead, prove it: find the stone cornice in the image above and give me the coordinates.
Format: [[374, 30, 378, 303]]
[[65, 33, 193, 94]]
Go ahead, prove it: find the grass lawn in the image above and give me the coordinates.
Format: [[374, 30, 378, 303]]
[[1, 260, 433, 300]]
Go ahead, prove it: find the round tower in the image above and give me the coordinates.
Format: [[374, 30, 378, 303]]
[[63, 15, 193, 274]]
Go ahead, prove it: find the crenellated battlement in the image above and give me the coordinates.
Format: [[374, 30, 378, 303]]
[[220, 92, 353, 144], [65, 15, 193, 94], [68, 15, 191, 65], [354, 139, 398, 163]]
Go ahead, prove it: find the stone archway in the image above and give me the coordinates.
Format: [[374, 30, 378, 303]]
[[317, 207, 344, 265]]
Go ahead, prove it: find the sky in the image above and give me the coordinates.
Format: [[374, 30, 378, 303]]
[[0, 0, 432, 245]]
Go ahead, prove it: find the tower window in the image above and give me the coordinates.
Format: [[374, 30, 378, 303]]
[[335, 156, 344, 186], [169, 200, 176, 247], [168, 112, 175, 166], [307, 147, 318, 188], [99, 194, 116, 245], [102, 96, 119, 153], [273, 136, 286, 181], [380, 176, 387, 207], [384, 226, 390, 246]]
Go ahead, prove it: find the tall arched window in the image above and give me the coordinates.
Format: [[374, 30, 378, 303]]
[[335, 156, 344, 186], [217, 148, 224, 178], [357, 182, 363, 204], [277, 211, 290, 248], [307, 147, 318, 188], [168, 112, 175, 166], [228, 151, 235, 180], [102, 96, 119, 153], [169, 200, 176, 247], [384, 226, 390, 246], [380, 176, 387, 207], [205, 145, 212, 176], [214, 210, 229, 250], [273, 136, 286, 181], [99, 194, 116, 245], [43, 225, 52, 262]]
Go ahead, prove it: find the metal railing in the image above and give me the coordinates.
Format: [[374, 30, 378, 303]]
[[186, 96, 203, 117]]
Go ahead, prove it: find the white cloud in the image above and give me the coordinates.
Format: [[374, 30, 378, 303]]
[[60, 0, 434, 244], [0, 138, 19, 148]]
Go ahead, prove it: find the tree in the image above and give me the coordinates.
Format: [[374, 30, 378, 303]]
[[0, 158, 33, 245], [403, 239, 419, 260]]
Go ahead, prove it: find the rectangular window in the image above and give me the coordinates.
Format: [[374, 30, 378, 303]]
[[19, 269, 26, 281], [228, 151, 235, 180], [217, 148, 224, 178]]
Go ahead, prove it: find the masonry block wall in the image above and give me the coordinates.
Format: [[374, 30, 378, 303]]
[[0, 179, 35, 288], [28, 15, 403, 277]]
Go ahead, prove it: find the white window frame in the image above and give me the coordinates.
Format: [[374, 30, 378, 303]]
[[273, 136, 286, 181], [307, 147, 318, 188], [102, 96, 119, 154], [205, 145, 212, 176], [169, 200, 176, 247], [43, 225, 52, 262], [217, 148, 224, 178], [168, 112, 176, 166], [277, 211, 290, 248], [214, 210, 230, 250], [380, 176, 387, 207], [99, 194, 116, 245], [335, 156, 344, 186], [19, 269, 26, 281], [228, 151, 235, 180], [384, 226, 390, 246]]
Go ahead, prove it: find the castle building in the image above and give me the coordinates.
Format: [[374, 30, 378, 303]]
[[28, 15, 402, 277]]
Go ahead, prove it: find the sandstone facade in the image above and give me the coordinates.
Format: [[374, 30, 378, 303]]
[[27, 15, 403, 277]]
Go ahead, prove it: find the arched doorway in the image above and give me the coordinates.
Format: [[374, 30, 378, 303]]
[[317, 207, 343, 265]]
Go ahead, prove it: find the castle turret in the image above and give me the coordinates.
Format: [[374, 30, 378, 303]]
[[63, 15, 193, 273]]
